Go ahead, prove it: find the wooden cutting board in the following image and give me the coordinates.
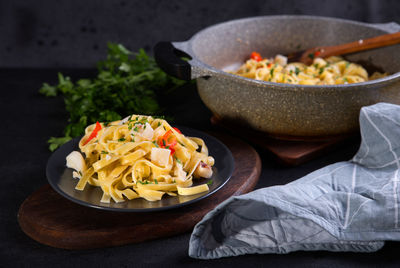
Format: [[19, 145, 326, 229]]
[[18, 132, 261, 250]]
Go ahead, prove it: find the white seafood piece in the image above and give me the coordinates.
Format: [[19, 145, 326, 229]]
[[193, 161, 213, 179], [66, 151, 87, 173]]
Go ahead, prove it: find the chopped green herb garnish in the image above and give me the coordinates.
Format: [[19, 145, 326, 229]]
[[154, 179, 158, 184], [308, 53, 314, 60], [313, 63, 319, 69], [295, 67, 300, 75], [158, 122, 161, 127], [270, 68, 275, 76], [137, 180, 150, 185], [175, 157, 182, 164], [206, 179, 213, 185], [133, 126, 139, 132], [118, 137, 126, 142], [345, 62, 350, 68], [319, 67, 324, 75], [343, 77, 349, 82], [162, 139, 166, 146], [78, 171, 83, 176], [152, 141, 159, 147], [101, 150, 108, 154]]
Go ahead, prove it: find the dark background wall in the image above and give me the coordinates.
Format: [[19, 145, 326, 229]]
[[1, 0, 399, 68]]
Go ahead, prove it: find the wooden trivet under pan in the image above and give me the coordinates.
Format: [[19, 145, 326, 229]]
[[18, 132, 261, 250], [211, 116, 357, 166]]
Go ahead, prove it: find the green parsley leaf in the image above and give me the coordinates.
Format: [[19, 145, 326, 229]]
[[118, 137, 126, 142], [48, 136, 72, 152], [295, 67, 300, 75], [39, 43, 186, 151], [206, 179, 213, 185], [175, 157, 182, 164], [101, 150, 108, 154], [39, 83, 58, 97]]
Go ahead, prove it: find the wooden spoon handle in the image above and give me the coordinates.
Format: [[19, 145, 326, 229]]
[[300, 32, 400, 64]]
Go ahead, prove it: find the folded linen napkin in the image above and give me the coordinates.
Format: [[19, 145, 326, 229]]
[[189, 102, 400, 259]]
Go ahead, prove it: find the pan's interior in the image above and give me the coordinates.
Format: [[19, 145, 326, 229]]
[[190, 16, 400, 76]]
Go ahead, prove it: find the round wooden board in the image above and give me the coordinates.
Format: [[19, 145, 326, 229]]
[[18, 132, 261, 250]]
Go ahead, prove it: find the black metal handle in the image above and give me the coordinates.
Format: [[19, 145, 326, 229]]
[[154, 41, 192, 81]]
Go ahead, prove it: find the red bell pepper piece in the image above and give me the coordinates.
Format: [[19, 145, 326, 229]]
[[172, 127, 182, 134], [158, 129, 177, 155], [83, 121, 102, 145], [250, 52, 263, 62]]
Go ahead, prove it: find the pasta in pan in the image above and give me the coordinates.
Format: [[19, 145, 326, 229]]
[[65, 115, 215, 203], [232, 52, 387, 85]]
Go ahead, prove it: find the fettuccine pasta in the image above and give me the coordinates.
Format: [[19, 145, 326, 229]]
[[232, 52, 387, 85], [65, 115, 215, 203]]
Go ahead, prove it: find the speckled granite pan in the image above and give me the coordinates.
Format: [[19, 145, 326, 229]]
[[155, 15, 400, 138]]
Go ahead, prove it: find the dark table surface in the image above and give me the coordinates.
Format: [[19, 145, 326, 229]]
[[2, 68, 400, 267]]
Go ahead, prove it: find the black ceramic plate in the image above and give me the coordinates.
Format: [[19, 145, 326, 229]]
[[46, 127, 234, 212]]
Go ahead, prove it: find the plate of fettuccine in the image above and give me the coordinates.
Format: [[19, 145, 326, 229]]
[[46, 115, 234, 212]]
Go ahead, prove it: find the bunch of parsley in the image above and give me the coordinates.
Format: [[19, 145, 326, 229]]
[[40, 43, 185, 151]]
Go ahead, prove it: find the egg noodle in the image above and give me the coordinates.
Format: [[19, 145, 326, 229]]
[[232, 53, 387, 85], [66, 115, 215, 203]]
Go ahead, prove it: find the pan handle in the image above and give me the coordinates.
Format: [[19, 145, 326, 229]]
[[154, 41, 192, 81], [369, 22, 400, 32]]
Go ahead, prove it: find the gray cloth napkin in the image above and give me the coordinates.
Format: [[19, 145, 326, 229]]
[[189, 102, 400, 259]]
